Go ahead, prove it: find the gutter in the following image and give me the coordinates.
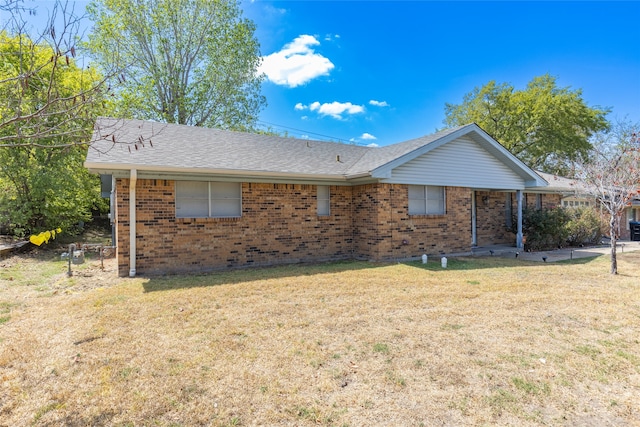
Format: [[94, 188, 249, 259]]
[[85, 163, 351, 183], [129, 169, 137, 277]]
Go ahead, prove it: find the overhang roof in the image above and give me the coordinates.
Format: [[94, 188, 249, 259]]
[[531, 171, 580, 194], [85, 118, 547, 187]]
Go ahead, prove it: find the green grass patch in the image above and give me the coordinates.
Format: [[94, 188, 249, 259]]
[[512, 377, 551, 395], [373, 343, 390, 354]]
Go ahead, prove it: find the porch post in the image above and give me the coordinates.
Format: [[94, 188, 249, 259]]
[[516, 189, 523, 249]]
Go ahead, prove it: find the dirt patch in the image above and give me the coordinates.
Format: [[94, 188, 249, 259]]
[[1, 248, 122, 299]]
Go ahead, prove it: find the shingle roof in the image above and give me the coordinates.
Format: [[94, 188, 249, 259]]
[[85, 118, 545, 187], [533, 171, 581, 193], [86, 118, 370, 178]]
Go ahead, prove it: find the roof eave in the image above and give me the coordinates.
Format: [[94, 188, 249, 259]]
[[85, 162, 350, 184]]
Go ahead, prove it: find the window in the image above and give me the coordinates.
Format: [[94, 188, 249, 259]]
[[176, 181, 241, 218], [408, 185, 445, 215], [317, 185, 330, 216]]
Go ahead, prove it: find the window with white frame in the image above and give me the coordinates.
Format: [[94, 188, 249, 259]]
[[175, 181, 241, 218], [408, 185, 445, 215], [317, 185, 330, 216]]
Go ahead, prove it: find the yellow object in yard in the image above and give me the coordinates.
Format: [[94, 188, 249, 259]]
[[29, 228, 62, 246]]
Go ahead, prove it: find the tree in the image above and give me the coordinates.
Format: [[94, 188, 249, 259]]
[[0, 0, 112, 149], [0, 2, 110, 235], [444, 74, 610, 175], [85, 0, 266, 131], [575, 120, 640, 274]]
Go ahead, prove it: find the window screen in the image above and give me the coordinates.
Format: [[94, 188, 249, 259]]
[[317, 185, 330, 216], [176, 181, 241, 218], [408, 185, 445, 215]]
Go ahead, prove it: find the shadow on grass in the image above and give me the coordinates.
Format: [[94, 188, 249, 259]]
[[140, 254, 612, 292], [141, 260, 386, 292]]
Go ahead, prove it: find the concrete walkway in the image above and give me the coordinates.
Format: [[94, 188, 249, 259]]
[[466, 241, 640, 262]]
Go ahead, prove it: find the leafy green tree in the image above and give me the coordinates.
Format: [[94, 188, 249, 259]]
[[0, 27, 108, 236], [85, 0, 266, 130], [444, 74, 610, 174]]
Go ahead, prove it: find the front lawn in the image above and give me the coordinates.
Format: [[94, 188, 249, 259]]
[[1, 252, 639, 426]]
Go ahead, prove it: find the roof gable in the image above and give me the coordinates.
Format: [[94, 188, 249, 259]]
[[366, 124, 546, 188]]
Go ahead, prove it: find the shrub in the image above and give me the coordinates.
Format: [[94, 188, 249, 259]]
[[521, 207, 571, 251], [565, 207, 603, 246], [511, 206, 603, 250]]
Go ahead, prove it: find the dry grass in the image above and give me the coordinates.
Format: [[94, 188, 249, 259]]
[[1, 251, 640, 426]]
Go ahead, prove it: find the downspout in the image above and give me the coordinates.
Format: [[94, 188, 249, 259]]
[[110, 175, 116, 247], [516, 189, 523, 249], [129, 169, 137, 277]]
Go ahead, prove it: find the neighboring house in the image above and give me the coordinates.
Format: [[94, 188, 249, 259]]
[[535, 171, 640, 240], [85, 118, 557, 277]]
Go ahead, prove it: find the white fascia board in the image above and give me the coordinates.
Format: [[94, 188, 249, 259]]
[[85, 163, 351, 185]]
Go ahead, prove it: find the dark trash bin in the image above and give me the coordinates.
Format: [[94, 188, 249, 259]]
[[630, 221, 640, 241]]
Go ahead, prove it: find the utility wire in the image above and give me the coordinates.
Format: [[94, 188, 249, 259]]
[[256, 120, 364, 145]]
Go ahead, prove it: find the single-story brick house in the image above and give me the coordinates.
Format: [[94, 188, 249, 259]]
[[85, 118, 563, 277]]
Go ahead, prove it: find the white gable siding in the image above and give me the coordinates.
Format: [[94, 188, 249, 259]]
[[382, 136, 526, 189]]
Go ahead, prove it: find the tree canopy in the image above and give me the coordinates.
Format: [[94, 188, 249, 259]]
[[0, 29, 108, 235], [85, 0, 266, 131], [443, 74, 610, 175], [0, 2, 109, 148]]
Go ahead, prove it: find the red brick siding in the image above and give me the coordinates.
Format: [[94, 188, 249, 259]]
[[116, 180, 354, 276], [114, 179, 561, 275], [475, 192, 563, 247], [475, 191, 513, 246], [347, 184, 471, 260]]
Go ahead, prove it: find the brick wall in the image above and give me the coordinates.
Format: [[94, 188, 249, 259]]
[[116, 180, 355, 276], [115, 179, 561, 276], [475, 191, 563, 247], [351, 184, 472, 261], [475, 191, 513, 246]]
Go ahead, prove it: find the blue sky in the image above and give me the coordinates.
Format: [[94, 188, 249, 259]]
[[244, 1, 640, 146], [6, 1, 639, 147]]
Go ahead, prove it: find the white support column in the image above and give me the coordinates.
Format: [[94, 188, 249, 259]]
[[516, 189, 524, 249], [129, 169, 137, 277]]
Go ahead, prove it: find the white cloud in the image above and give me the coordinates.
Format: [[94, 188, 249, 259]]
[[369, 100, 389, 107], [308, 101, 365, 119], [259, 35, 335, 88], [294, 103, 307, 111], [351, 133, 378, 146]]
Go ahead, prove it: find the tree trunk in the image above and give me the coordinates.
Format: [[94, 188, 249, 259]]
[[610, 214, 618, 275]]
